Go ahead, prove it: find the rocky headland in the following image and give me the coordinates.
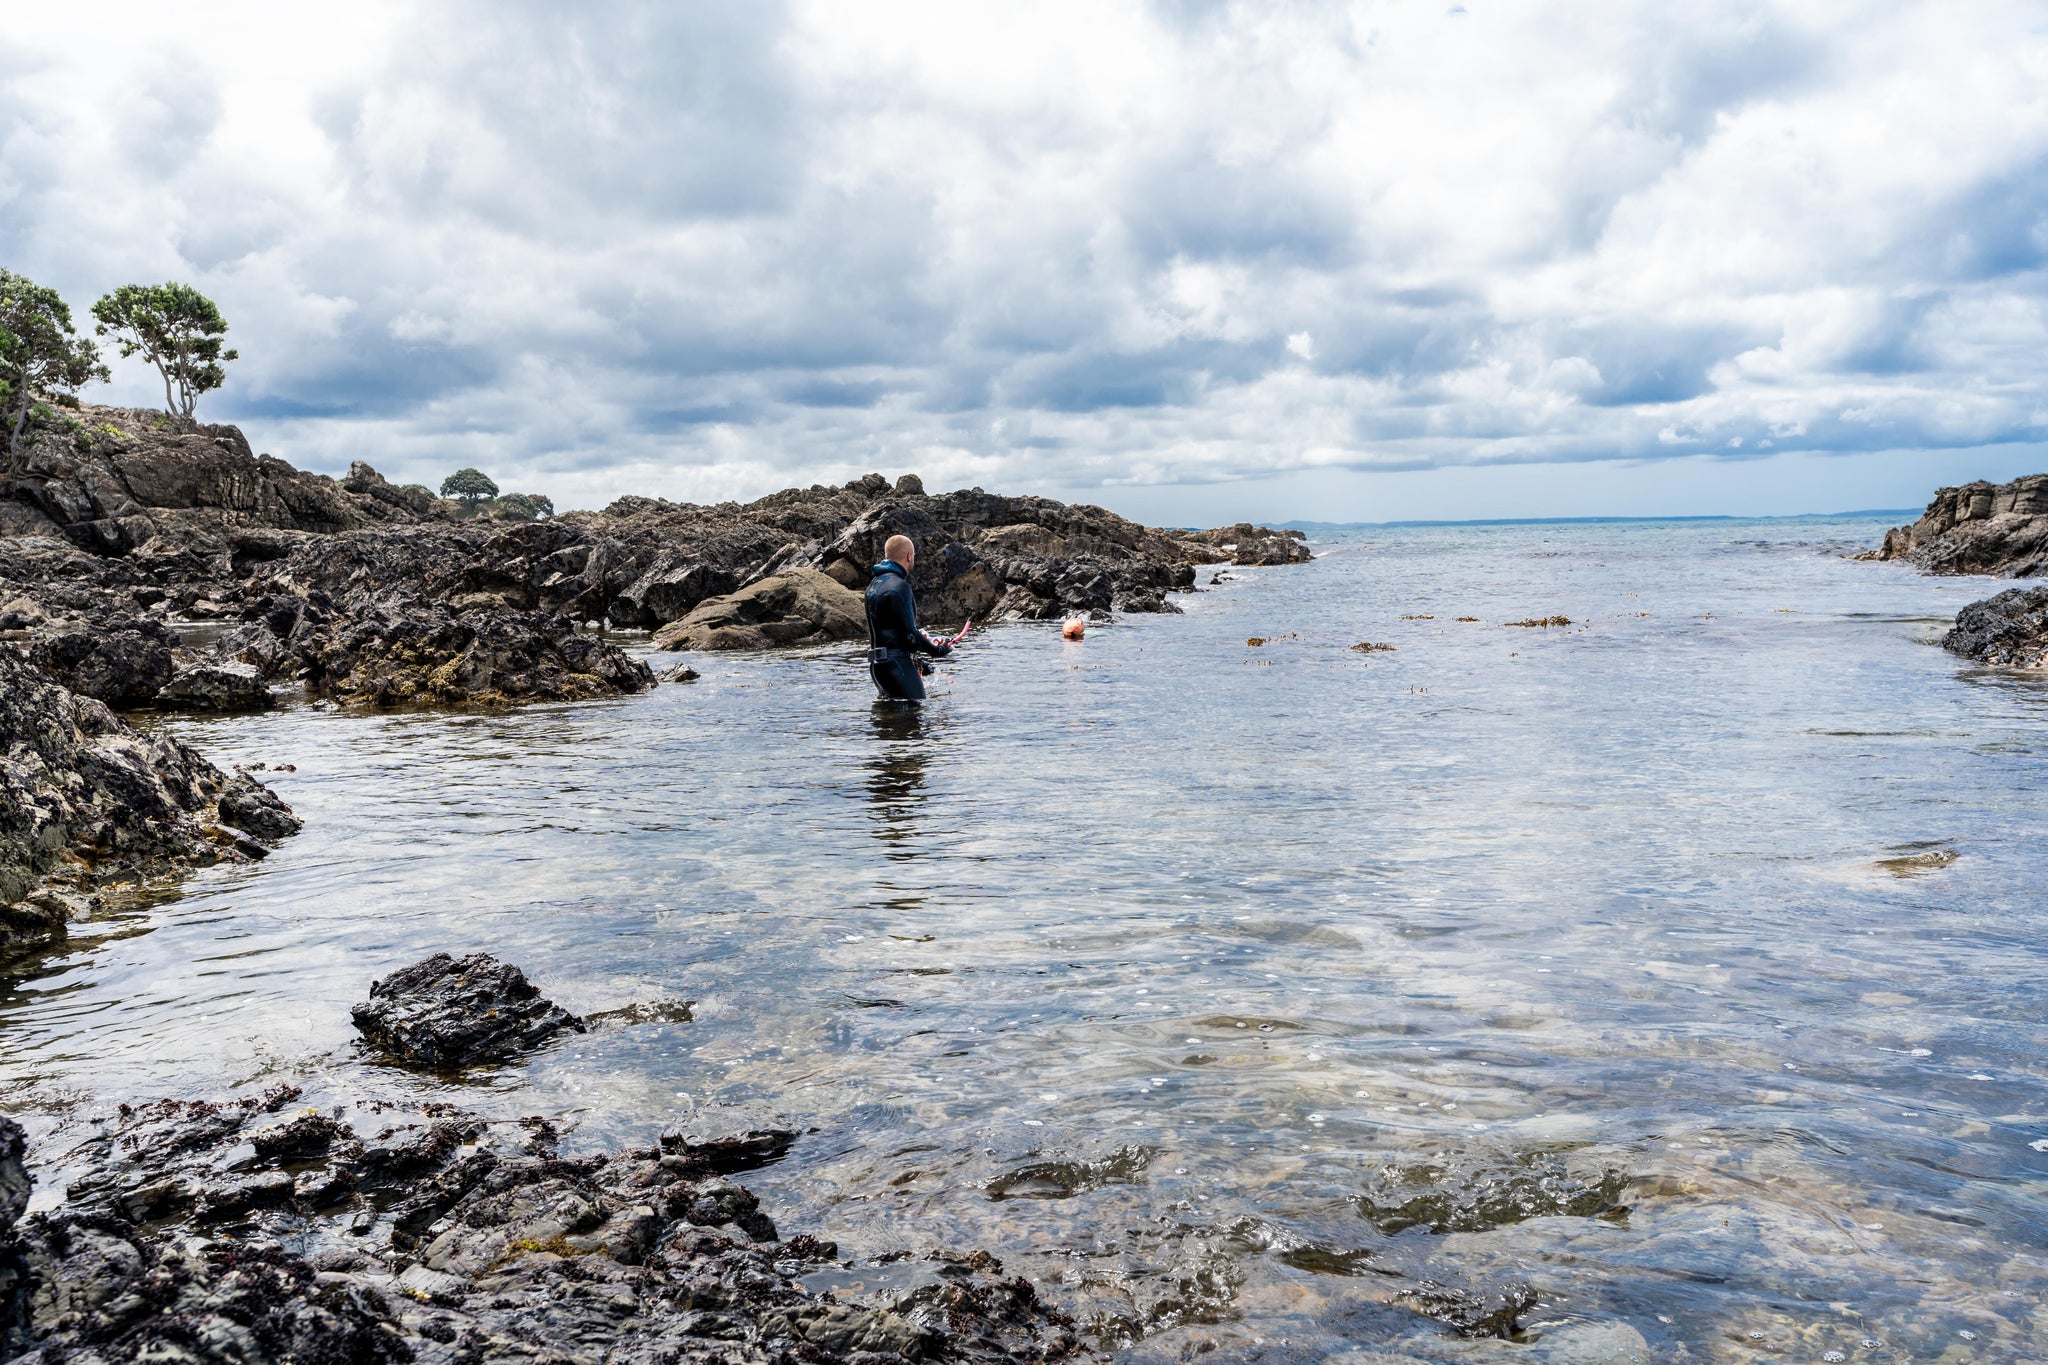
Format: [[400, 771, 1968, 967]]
[[1867, 473, 2048, 577], [2, 405, 1306, 715], [1863, 473, 2048, 669]]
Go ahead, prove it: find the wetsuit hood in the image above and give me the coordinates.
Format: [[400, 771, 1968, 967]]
[[871, 559, 908, 579]]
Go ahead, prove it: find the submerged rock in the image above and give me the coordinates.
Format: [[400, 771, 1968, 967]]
[[1353, 1148, 1631, 1235], [7, 1090, 1080, 1364], [0, 651, 298, 955], [659, 1104, 801, 1175], [351, 952, 586, 1069], [1395, 1277, 1539, 1339], [1943, 584, 2048, 668], [1868, 473, 2048, 576], [653, 567, 866, 651]]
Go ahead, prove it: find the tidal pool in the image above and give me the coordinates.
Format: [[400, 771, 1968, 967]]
[[6, 515, 2046, 1361]]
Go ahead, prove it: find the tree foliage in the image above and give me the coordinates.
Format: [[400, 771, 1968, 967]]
[[1, 269, 109, 470], [440, 467, 500, 502], [91, 282, 239, 420], [494, 492, 556, 521]]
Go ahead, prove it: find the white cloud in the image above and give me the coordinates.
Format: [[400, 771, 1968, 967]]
[[2, 0, 2046, 516]]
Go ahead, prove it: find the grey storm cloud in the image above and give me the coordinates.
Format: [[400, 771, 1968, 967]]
[[3, 0, 2047, 510]]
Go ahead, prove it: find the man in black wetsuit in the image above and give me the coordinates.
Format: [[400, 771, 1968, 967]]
[[865, 533, 952, 701]]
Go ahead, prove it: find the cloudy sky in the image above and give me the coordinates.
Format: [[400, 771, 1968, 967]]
[[5, 1, 2047, 522]]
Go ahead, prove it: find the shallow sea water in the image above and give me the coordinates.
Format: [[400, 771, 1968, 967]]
[[6, 515, 2048, 1361]]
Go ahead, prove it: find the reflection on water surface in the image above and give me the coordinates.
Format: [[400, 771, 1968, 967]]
[[6, 516, 2048, 1361]]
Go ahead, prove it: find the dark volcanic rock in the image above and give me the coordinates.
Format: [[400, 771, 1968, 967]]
[[155, 660, 275, 712], [9, 1092, 1080, 1365], [1868, 473, 2048, 576], [1180, 522, 1314, 568], [0, 1116, 27, 1356], [4, 412, 1309, 705], [233, 594, 655, 708], [0, 651, 298, 955], [2, 403, 426, 556], [217, 772, 305, 842], [25, 619, 176, 708], [352, 952, 586, 1069], [1943, 584, 2048, 668]]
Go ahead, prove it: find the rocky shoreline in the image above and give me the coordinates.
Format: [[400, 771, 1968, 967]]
[[0, 404, 1307, 717], [0, 401, 1308, 955], [1864, 473, 2048, 670], [0, 951, 1084, 1363], [0, 1087, 1081, 1365], [0, 648, 298, 959]]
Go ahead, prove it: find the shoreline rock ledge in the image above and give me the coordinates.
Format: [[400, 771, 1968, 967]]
[[1867, 473, 2048, 576], [1, 649, 300, 960], [0, 1085, 1081, 1365]]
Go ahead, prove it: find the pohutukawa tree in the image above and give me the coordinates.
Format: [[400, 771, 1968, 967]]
[[0, 269, 109, 470], [440, 467, 500, 503], [91, 282, 239, 420]]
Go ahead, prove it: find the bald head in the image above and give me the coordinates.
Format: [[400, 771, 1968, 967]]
[[883, 534, 916, 570]]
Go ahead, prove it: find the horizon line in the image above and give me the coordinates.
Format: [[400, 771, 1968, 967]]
[[1271, 509, 1918, 530]]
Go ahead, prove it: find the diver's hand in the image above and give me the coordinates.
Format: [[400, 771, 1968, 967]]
[[926, 640, 953, 658]]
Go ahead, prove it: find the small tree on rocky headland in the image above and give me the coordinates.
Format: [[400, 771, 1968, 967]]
[[1, 269, 109, 470], [440, 467, 500, 503], [91, 282, 239, 420]]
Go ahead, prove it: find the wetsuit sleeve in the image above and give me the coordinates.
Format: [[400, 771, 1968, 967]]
[[902, 582, 950, 656]]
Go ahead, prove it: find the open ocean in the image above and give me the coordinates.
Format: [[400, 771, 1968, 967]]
[[6, 514, 2045, 1361]]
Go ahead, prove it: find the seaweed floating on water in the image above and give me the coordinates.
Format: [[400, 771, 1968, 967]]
[[1503, 615, 1572, 628], [1876, 847, 1958, 877], [1350, 642, 1396, 653]]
